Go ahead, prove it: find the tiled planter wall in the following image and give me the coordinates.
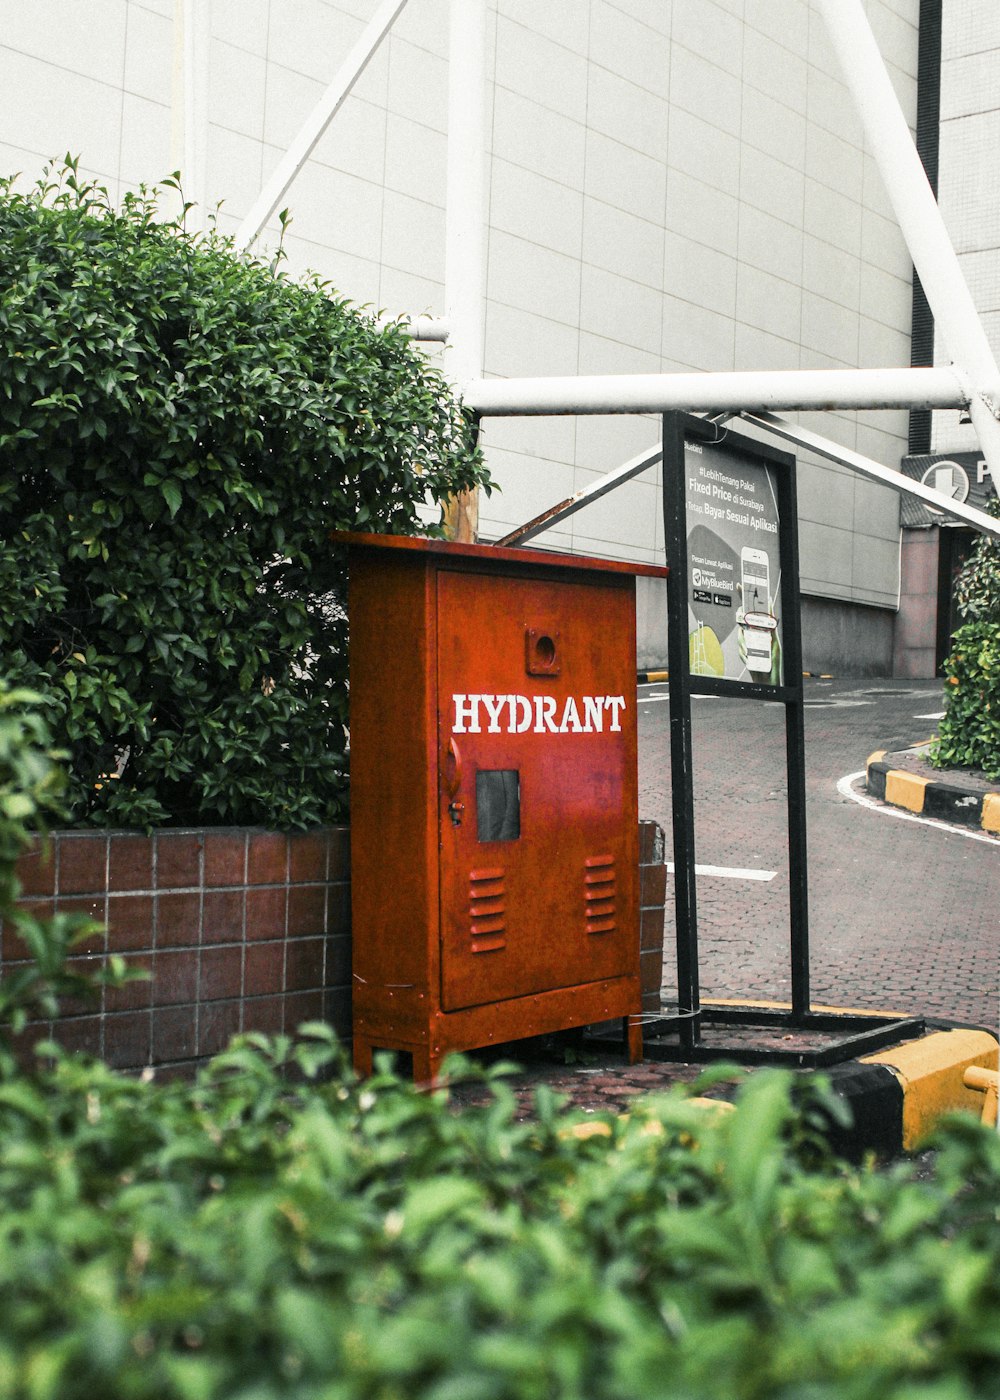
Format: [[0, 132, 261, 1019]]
[[638, 820, 667, 1013], [3, 827, 351, 1075], [2, 820, 667, 1074]]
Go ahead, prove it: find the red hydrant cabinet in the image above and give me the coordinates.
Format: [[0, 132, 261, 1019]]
[[341, 533, 667, 1081]]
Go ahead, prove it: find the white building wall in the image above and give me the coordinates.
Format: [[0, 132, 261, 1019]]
[[0, 0, 921, 646]]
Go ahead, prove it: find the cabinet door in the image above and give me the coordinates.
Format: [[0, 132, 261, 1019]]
[[437, 569, 638, 1012]]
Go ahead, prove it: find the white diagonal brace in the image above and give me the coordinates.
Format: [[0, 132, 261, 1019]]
[[496, 410, 1000, 554], [817, 0, 1000, 480], [495, 443, 664, 546], [236, 0, 409, 249], [744, 410, 1000, 541]]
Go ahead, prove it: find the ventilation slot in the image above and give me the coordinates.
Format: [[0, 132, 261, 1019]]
[[584, 854, 616, 935], [469, 867, 506, 953]]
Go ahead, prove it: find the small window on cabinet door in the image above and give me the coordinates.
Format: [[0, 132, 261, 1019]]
[[476, 770, 520, 842]]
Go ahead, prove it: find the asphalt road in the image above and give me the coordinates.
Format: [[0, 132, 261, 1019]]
[[637, 676, 1000, 1029]]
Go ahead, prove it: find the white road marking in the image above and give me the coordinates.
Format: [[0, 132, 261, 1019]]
[[914, 711, 945, 719], [837, 770, 999, 845], [666, 862, 776, 881], [637, 692, 721, 703], [804, 698, 876, 707]]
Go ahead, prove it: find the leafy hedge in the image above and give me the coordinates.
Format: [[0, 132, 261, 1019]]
[[0, 1037, 999, 1399], [0, 161, 489, 830], [953, 495, 1000, 624], [2, 688, 1000, 1399], [932, 495, 1000, 778], [933, 622, 1000, 778]]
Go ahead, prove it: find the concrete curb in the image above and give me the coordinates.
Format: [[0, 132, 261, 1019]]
[[819, 1028, 999, 1160], [866, 747, 1000, 835]]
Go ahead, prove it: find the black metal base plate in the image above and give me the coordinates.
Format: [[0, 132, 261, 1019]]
[[588, 1004, 926, 1069]]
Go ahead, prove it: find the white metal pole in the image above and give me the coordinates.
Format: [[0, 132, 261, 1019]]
[[817, 0, 1000, 480], [442, 0, 488, 542], [170, 0, 185, 177], [172, 0, 210, 231], [235, 0, 409, 249], [445, 0, 488, 391], [375, 314, 451, 342], [464, 366, 965, 417]]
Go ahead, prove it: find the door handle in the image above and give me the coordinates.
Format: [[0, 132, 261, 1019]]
[[444, 737, 463, 798]]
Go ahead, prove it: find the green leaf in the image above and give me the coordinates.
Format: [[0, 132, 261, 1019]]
[[161, 480, 182, 517]]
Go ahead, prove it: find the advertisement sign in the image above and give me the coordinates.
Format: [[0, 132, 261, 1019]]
[[684, 436, 783, 685]]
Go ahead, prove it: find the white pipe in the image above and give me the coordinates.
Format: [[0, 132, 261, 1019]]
[[235, 0, 409, 248], [465, 367, 966, 417], [817, 0, 1000, 480], [375, 314, 451, 342], [744, 410, 1000, 541], [445, 0, 488, 388]]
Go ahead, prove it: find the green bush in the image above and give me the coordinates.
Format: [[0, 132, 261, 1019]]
[[0, 160, 489, 831], [932, 622, 1000, 778], [0, 1034, 998, 1399], [953, 495, 1000, 624], [931, 495, 1000, 778], [0, 681, 65, 899]]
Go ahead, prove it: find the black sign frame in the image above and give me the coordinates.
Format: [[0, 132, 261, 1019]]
[[640, 412, 925, 1066]]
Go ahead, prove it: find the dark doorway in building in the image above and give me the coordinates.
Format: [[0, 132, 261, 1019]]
[[935, 527, 976, 672]]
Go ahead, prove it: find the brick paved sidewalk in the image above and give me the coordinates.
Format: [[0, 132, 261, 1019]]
[[447, 1041, 712, 1119]]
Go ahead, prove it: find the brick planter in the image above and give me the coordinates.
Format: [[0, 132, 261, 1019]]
[[3, 827, 351, 1075], [638, 820, 667, 1013], [2, 820, 667, 1074]]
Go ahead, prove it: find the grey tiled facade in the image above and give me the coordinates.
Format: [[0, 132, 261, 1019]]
[[2, 2, 993, 671]]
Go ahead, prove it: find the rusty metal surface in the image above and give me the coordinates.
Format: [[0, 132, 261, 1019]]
[[345, 535, 653, 1079], [438, 568, 637, 1010], [332, 529, 669, 579]]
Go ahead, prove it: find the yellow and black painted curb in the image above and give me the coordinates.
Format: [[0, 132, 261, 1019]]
[[866, 747, 1000, 836], [819, 1029, 999, 1160]]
